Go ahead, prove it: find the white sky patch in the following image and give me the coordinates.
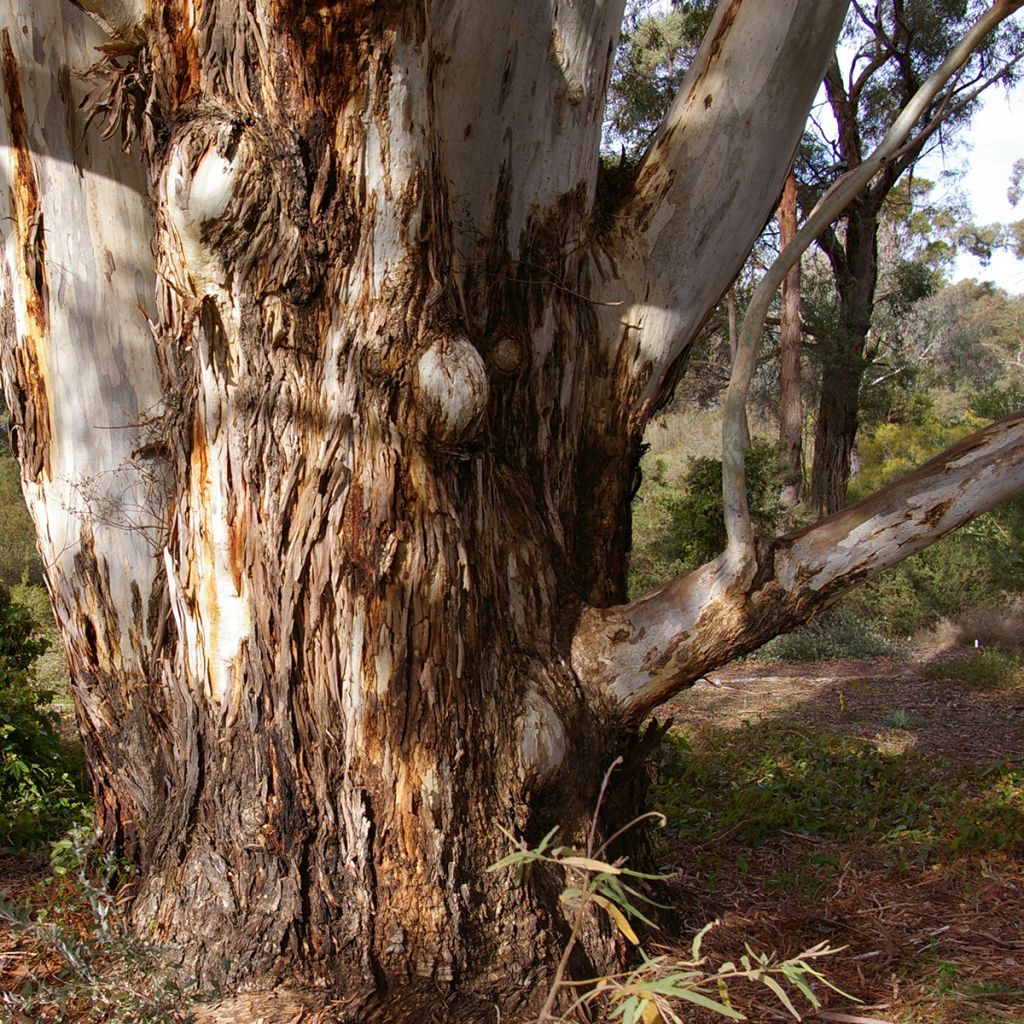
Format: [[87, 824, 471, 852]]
[[917, 84, 1024, 295]]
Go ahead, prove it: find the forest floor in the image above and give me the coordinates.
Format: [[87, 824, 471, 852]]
[[655, 644, 1024, 1023], [1, 644, 1022, 1022]]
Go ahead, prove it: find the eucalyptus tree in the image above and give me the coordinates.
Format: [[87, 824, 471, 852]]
[[804, 0, 1024, 513], [3, 1, 1024, 1020]]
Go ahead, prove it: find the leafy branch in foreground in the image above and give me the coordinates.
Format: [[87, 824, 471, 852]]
[[490, 759, 852, 1023], [0, 825, 198, 1023]]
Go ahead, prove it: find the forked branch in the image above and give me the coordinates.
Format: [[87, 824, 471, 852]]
[[573, 413, 1024, 725], [721, 0, 1024, 564]]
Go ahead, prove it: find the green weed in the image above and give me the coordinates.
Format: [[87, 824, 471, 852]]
[[653, 724, 1024, 865], [491, 759, 851, 1022]]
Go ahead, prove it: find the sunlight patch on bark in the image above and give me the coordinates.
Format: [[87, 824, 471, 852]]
[[180, 426, 251, 706]]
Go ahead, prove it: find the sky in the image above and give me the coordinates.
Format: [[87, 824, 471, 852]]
[[920, 82, 1024, 295]]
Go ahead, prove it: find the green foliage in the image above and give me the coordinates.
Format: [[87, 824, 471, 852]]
[[604, 1, 713, 159], [0, 453, 42, 587], [843, 514, 1024, 639], [0, 579, 48, 670], [850, 408, 987, 496], [491, 760, 848, 1022], [654, 724, 1024, 863], [971, 378, 1024, 421], [841, 395, 1024, 639], [0, 825, 197, 1022], [753, 606, 904, 663], [631, 440, 784, 593], [0, 583, 88, 850], [629, 440, 786, 598]]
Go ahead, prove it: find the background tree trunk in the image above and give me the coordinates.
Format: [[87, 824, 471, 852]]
[[811, 213, 879, 515], [778, 170, 803, 513]]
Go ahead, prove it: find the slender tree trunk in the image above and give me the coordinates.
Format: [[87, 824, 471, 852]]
[[727, 290, 751, 448], [777, 170, 803, 513]]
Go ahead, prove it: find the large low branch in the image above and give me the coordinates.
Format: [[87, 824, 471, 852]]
[[572, 412, 1024, 725], [603, 0, 848, 423]]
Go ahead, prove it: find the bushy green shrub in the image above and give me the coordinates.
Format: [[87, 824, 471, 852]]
[[666, 439, 785, 569], [849, 409, 987, 499], [846, 402, 1024, 639], [630, 440, 786, 596], [833, 502, 1024, 640], [753, 605, 905, 662], [0, 583, 88, 850]]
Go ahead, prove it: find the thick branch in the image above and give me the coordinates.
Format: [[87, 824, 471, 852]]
[[572, 412, 1024, 725], [603, 0, 848, 423], [433, 0, 626, 277]]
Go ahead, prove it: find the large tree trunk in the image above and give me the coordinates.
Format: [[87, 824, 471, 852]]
[[0, 4, 641, 1009], [13, 1, 1024, 1019]]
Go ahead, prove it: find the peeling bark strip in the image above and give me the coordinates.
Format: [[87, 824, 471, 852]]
[[0, 29, 52, 480], [5, 0, 1024, 1017]]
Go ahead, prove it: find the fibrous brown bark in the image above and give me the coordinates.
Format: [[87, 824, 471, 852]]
[[5, 1, 1024, 1019], [811, 208, 879, 516]]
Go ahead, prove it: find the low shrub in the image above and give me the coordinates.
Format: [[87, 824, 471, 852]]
[[1, 825, 197, 1022], [921, 648, 1024, 691], [630, 440, 785, 596], [0, 584, 89, 850], [752, 606, 905, 663], [0, 454, 42, 587]]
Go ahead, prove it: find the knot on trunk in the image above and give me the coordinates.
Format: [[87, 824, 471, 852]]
[[518, 690, 567, 788], [162, 118, 318, 301], [413, 335, 489, 445], [164, 119, 247, 295]]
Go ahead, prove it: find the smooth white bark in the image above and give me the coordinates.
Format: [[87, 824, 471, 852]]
[[71, 0, 146, 39], [600, 0, 848, 423], [0, 0, 161, 679], [432, 0, 626, 280]]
